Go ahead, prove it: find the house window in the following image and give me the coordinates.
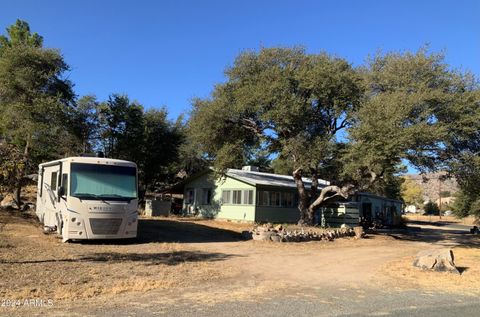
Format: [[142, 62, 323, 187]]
[[243, 190, 254, 205], [201, 188, 212, 205], [186, 189, 194, 204], [232, 190, 242, 204], [282, 192, 294, 207], [270, 192, 281, 206], [257, 191, 270, 206], [222, 190, 231, 204], [50, 172, 58, 190]]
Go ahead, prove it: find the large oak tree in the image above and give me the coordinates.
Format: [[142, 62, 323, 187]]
[[188, 47, 477, 225]]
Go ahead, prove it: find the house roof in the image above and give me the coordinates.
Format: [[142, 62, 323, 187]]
[[356, 192, 403, 204], [226, 169, 330, 189]]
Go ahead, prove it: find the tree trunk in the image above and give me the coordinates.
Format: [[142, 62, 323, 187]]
[[307, 184, 355, 219], [293, 168, 311, 226], [13, 136, 31, 208], [306, 171, 319, 224], [13, 185, 21, 208]]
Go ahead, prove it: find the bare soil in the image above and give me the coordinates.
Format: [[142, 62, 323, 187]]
[[0, 203, 479, 310]]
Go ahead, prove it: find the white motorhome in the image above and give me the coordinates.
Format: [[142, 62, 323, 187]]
[[36, 157, 138, 242]]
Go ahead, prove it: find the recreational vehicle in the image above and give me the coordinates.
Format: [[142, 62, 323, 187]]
[[36, 157, 138, 242]]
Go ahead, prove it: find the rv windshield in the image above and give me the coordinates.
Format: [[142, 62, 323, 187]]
[[70, 163, 137, 201]]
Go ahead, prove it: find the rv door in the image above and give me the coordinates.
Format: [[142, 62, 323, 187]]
[[42, 166, 62, 229]]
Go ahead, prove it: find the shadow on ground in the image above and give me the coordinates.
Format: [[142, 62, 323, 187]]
[[135, 218, 243, 244], [384, 226, 480, 248], [407, 220, 461, 227], [0, 250, 237, 266], [75, 218, 243, 245]]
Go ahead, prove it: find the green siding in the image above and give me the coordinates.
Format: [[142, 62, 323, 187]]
[[182, 171, 397, 225], [254, 206, 299, 223], [319, 205, 359, 227], [183, 172, 256, 221]]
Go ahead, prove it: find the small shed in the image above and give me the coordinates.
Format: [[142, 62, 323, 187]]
[[353, 192, 403, 226], [316, 202, 360, 228]]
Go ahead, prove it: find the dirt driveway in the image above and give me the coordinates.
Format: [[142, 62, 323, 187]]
[[1, 210, 479, 316]]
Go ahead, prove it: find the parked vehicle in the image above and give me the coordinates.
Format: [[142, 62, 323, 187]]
[[36, 157, 138, 242]]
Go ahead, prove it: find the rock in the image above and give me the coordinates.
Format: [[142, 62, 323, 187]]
[[354, 226, 365, 239], [256, 226, 269, 232], [241, 231, 253, 240], [274, 224, 283, 231], [1, 195, 14, 208], [252, 231, 275, 241], [270, 234, 282, 242], [413, 249, 460, 274], [0, 195, 18, 209], [470, 226, 479, 234]]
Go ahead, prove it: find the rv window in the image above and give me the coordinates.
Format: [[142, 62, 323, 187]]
[[70, 163, 137, 200], [50, 172, 58, 190], [62, 174, 68, 196]]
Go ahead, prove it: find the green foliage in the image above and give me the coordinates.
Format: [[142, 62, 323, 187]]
[[142, 109, 184, 188], [69, 95, 101, 153], [424, 201, 440, 215], [400, 177, 424, 207], [189, 47, 363, 177], [452, 189, 480, 220], [439, 191, 451, 198], [0, 142, 24, 194], [0, 19, 43, 54], [0, 20, 75, 201], [346, 48, 451, 183], [187, 46, 478, 223]]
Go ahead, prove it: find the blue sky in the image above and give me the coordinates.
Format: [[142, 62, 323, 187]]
[[1, 0, 479, 121]]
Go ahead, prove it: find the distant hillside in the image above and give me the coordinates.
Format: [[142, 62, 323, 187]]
[[406, 172, 458, 204]]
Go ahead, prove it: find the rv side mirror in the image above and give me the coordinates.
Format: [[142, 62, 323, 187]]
[[58, 186, 65, 197]]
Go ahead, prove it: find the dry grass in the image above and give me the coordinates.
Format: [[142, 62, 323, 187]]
[[0, 211, 237, 302], [404, 214, 477, 226], [381, 247, 480, 296]]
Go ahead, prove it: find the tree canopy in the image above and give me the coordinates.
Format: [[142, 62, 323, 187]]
[[0, 20, 187, 205], [0, 19, 75, 204], [188, 47, 479, 224]]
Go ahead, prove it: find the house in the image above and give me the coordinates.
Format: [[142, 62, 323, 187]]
[[405, 205, 418, 213], [353, 192, 403, 225], [169, 166, 402, 226]]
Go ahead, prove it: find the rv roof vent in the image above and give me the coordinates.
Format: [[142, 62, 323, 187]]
[[242, 166, 259, 172]]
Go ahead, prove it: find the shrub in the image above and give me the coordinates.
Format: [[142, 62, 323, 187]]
[[424, 201, 440, 215]]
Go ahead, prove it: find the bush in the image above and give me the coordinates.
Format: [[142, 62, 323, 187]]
[[424, 201, 440, 215], [452, 190, 472, 218]]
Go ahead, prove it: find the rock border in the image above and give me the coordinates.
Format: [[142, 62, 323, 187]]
[[242, 223, 365, 242]]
